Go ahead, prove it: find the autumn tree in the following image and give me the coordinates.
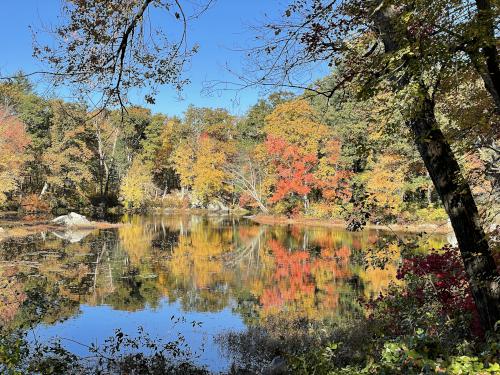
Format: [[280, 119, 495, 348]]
[[259, 99, 353, 215], [169, 107, 237, 205], [88, 111, 120, 201], [224, 154, 270, 213], [264, 99, 330, 155], [0, 78, 51, 196], [144, 116, 181, 197], [192, 134, 234, 205], [0, 106, 30, 205], [120, 157, 154, 210], [237, 91, 296, 144], [28, 0, 214, 108], [111, 106, 152, 164], [266, 136, 319, 215], [246, 0, 500, 331], [314, 139, 352, 205], [43, 101, 94, 207]]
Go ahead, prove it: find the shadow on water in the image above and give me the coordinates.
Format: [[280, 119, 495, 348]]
[[0, 213, 448, 372]]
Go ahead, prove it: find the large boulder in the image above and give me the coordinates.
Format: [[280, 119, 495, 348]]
[[52, 212, 91, 227]]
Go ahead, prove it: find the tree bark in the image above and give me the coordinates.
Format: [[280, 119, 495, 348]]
[[39, 182, 48, 198], [474, 0, 500, 112], [410, 88, 499, 331]]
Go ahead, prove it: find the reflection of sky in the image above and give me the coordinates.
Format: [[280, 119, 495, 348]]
[[33, 299, 246, 373]]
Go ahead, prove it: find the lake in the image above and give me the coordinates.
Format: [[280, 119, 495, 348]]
[[0, 214, 448, 372]]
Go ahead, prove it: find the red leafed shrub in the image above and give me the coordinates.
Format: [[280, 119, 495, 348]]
[[20, 194, 50, 214], [398, 245, 481, 335], [367, 245, 483, 339]]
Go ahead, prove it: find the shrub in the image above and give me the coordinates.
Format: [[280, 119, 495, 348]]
[[305, 202, 343, 220], [19, 194, 50, 215], [158, 193, 185, 209], [414, 207, 448, 223], [367, 245, 482, 342]]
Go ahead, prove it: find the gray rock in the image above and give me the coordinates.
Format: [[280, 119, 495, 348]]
[[207, 200, 229, 211], [52, 212, 91, 227]]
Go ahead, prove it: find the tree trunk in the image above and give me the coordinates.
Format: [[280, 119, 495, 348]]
[[410, 89, 500, 330], [372, 4, 500, 331], [162, 181, 169, 199], [39, 182, 48, 198], [104, 130, 119, 198], [256, 199, 269, 214], [474, 0, 500, 112]]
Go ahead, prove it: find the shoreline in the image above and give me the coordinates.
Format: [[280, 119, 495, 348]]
[[0, 218, 123, 241], [0, 210, 454, 241], [247, 215, 453, 235]]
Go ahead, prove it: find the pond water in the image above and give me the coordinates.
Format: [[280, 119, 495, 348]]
[[0, 214, 448, 372]]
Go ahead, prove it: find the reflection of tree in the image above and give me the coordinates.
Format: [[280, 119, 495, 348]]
[[0, 215, 448, 332], [162, 219, 235, 311], [0, 266, 26, 327], [256, 239, 358, 321]]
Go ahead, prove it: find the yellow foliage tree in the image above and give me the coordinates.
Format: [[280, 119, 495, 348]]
[[170, 139, 197, 190], [363, 154, 406, 219], [192, 135, 234, 204], [264, 99, 331, 155], [120, 158, 154, 209]]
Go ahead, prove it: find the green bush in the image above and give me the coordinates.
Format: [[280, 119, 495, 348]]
[[414, 207, 448, 223]]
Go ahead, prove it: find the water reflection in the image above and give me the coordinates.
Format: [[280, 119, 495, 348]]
[[0, 214, 447, 370]]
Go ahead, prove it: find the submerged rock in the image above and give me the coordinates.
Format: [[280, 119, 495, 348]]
[[52, 212, 91, 227]]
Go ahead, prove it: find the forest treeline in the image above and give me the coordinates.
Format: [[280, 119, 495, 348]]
[[0, 74, 497, 227]]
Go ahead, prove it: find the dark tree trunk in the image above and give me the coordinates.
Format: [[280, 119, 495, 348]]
[[410, 88, 499, 331], [474, 0, 500, 112]]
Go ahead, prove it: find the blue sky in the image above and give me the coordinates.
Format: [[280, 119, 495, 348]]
[[0, 0, 297, 117]]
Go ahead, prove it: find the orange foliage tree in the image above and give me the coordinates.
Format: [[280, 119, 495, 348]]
[[265, 136, 318, 214]]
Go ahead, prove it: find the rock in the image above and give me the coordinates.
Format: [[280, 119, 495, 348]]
[[207, 200, 229, 211], [52, 212, 91, 227], [0, 227, 5, 233], [262, 356, 288, 375]]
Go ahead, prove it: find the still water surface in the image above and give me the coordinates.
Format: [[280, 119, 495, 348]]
[[0, 214, 447, 372]]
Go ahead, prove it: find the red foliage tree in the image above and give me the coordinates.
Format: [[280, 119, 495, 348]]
[[0, 107, 31, 156], [266, 136, 319, 203]]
